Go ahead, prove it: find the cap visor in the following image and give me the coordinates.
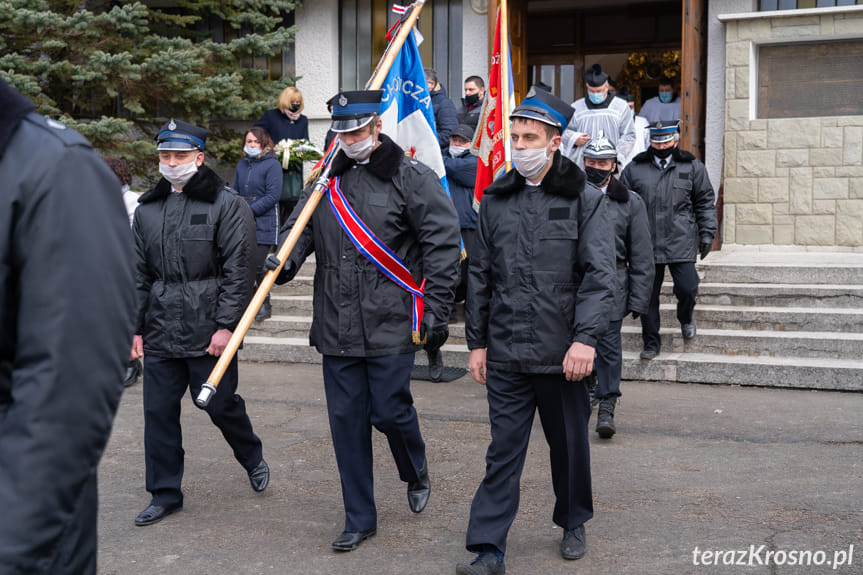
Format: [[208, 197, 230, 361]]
[[330, 116, 375, 134], [649, 135, 676, 143], [510, 110, 561, 130], [156, 141, 200, 151]]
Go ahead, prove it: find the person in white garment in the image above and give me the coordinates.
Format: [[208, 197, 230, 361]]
[[561, 63, 635, 168]]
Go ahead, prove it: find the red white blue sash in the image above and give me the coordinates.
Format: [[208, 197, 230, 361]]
[[326, 176, 426, 343]]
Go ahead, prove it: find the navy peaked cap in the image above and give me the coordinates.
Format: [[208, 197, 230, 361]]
[[510, 85, 573, 132], [649, 120, 680, 143], [327, 90, 383, 133], [155, 119, 208, 151]]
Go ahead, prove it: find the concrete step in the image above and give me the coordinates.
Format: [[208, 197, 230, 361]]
[[265, 298, 863, 333], [272, 280, 863, 309], [238, 338, 863, 392], [660, 282, 863, 309], [695, 251, 863, 285], [660, 304, 863, 332], [248, 317, 863, 361], [617, 325, 863, 360]]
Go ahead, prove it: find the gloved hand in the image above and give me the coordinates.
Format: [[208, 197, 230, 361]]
[[420, 316, 449, 353], [265, 254, 281, 272], [699, 240, 712, 260], [630, 311, 641, 320], [265, 254, 297, 284]]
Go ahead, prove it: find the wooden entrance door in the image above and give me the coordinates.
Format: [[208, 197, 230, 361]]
[[680, 0, 707, 159]]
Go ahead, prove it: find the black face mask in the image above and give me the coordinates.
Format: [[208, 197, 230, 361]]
[[464, 93, 479, 107], [584, 165, 614, 186], [290, 103, 301, 112], [651, 145, 674, 159]]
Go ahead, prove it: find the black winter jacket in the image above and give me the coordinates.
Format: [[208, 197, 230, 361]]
[[603, 178, 655, 320], [134, 166, 256, 357], [431, 85, 458, 149], [466, 151, 616, 373], [281, 134, 461, 357], [443, 147, 479, 230], [0, 80, 134, 574], [619, 149, 717, 264]]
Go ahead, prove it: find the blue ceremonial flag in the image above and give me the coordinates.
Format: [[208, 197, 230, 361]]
[[378, 29, 448, 191]]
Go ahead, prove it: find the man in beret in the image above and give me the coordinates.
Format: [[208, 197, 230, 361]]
[[620, 121, 717, 360], [456, 86, 615, 574], [271, 90, 461, 552], [561, 63, 636, 169], [130, 119, 269, 527]]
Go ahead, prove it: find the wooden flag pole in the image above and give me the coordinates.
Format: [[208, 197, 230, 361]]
[[196, 0, 428, 407], [499, 0, 512, 173]]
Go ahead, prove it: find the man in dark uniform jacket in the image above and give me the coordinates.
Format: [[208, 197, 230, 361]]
[[0, 79, 135, 573], [620, 121, 717, 359], [272, 91, 461, 552], [130, 119, 269, 527], [457, 86, 615, 575], [582, 132, 654, 439]]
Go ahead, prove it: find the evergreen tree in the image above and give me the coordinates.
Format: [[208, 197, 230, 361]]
[[0, 0, 300, 175]]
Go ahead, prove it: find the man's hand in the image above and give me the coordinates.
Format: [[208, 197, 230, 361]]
[[265, 254, 281, 272], [469, 348, 487, 385], [575, 133, 591, 147], [630, 311, 641, 320], [699, 240, 712, 260], [206, 329, 232, 356], [130, 335, 143, 361], [420, 316, 449, 353], [562, 342, 595, 381]]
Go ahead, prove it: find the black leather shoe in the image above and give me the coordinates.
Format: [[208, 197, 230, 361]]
[[596, 397, 617, 439], [407, 459, 430, 513], [331, 527, 376, 551], [560, 525, 587, 560], [640, 348, 658, 360], [255, 295, 272, 321], [427, 347, 443, 382], [248, 459, 269, 492], [123, 358, 142, 387], [456, 552, 505, 575], [134, 503, 181, 526], [681, 322, 696, 340]]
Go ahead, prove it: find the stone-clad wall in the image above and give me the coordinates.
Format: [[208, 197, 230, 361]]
[[723, 9, 863, 246]]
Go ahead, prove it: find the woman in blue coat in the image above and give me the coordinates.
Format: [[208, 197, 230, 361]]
[[233, 126, 283, 320], [255, 86, 309, 222]]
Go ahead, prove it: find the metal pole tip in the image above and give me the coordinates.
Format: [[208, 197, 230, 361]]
[[195, 382, 217, 407]]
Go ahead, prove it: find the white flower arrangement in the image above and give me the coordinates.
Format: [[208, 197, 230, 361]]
[[273, 138, 323, 171]]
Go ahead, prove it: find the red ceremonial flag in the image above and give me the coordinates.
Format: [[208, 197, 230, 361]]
[[471, 7, 514, 210]]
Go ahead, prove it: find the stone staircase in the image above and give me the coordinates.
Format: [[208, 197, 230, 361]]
[[241, 248, 863, 392]]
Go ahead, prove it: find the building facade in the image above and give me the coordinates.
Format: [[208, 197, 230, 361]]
[[293, 0, 863, 249]]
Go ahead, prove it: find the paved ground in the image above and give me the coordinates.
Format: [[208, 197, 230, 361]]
[[98, 361, 862, 574]]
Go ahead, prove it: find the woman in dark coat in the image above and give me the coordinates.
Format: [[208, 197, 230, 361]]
[[233, 127, 282, 320], [255, 86, 309, 222]]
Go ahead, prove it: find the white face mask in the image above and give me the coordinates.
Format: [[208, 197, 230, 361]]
[[512, 144, 551, 180], [244, 145, 261, 157], [159, 158, 199, 187], [449, 145, 468, 157], [341, 133, 376, 160]]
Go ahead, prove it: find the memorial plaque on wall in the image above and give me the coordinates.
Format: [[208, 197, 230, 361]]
[[758, 40, 863, 118]]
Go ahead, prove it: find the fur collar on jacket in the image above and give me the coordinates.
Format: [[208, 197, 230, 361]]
[[139, 164, 226, 204], [329, 133, 404, 180], [484, 150, 586, 198], [0, 79, 36, 156], [606, 176, 629, 202], [631, 146, 696, 164]]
